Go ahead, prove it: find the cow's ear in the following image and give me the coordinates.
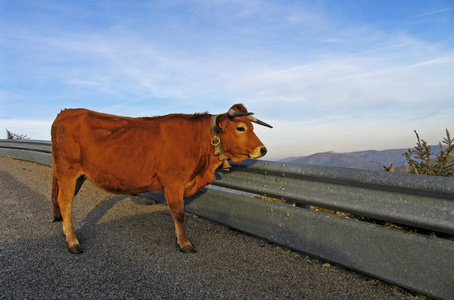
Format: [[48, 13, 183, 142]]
[[216, 115, 227, 132], [230, 103, 248, 113], [217, 118, 223, 129]]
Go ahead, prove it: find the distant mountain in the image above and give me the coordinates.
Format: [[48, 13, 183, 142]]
[[280, 145, 442, 170]]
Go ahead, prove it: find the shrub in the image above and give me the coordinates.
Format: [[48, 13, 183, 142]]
[[5, 129, 30, 140], [403, 129, 453, 177]]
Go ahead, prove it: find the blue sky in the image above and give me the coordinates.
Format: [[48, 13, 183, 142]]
[[1, 0, 453, 160]]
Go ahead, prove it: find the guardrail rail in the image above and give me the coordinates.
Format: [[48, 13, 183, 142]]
[[0, 140, 52, 166], [1, 139, 453, 300]]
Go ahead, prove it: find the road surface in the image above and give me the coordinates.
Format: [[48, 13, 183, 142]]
[[0, 157, 425, 299]]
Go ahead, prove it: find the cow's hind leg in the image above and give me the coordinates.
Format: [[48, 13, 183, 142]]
[[52, 174, 85, 222], [165, 187, 196, 253], [58, 176, 84, 254], [52, 173, 62, 222]]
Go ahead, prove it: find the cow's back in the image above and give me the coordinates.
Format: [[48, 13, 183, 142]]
[[52, 109, 213, 194]]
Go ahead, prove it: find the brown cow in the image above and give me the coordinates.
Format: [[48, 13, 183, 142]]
[[51, 104, 272, 254]]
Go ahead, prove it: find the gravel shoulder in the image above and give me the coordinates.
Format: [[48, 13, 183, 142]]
[[0, 157, 426, 299]]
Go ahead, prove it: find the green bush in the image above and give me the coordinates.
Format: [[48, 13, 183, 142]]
[[403, 129, 453, 177], [5, 129, 30, 140]]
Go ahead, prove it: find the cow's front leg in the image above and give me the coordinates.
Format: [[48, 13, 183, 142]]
[[165, 187, 196, 253]]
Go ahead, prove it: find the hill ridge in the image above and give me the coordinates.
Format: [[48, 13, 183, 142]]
[[279, 145, 442, 170]]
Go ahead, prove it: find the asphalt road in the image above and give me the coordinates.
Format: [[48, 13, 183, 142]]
[[0, 157, 425, 299]]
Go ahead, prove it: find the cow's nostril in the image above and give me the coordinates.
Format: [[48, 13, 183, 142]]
[[261, 147, 267, 156]]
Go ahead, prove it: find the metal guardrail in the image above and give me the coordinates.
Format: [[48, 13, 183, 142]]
[[213, 159, 454, 236], [1, 139, 453, 300], [0, 140, 52, 166]]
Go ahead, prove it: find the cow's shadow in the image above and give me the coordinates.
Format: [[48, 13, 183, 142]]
[[73, 195, 122, 244], [74, 194, 168, 245], [81, 195, 123, 225]]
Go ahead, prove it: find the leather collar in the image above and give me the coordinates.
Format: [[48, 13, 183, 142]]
[[210, 115, 231, 170]]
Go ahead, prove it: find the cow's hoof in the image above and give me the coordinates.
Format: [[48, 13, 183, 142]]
[[180, 247, 197, 254], [68, 246, 83, 254]]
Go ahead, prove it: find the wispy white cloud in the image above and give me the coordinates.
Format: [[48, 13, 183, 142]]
[[0, 1, 453, 158], [412, 7, 454, 18]]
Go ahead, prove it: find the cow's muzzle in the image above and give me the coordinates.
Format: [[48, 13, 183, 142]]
[[261, 147, 268, 157], [250, 146, 268, 159]]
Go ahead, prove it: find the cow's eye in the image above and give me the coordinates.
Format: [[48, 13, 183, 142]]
[[236, 126, 246, 132]]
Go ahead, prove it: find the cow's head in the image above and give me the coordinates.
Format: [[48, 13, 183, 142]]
[[216, 104, 272, 162]]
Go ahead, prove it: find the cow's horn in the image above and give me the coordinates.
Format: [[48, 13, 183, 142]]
[[227, 108, 273, 128], [227, 108, 254, 118], [247, 115, 273, 128]]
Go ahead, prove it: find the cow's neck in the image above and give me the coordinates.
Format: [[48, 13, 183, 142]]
[[209, 115, 231, 171]]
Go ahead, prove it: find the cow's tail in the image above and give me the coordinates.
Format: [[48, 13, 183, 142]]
[[51, 121, 62, 223], [52, 171, 62, 222]]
